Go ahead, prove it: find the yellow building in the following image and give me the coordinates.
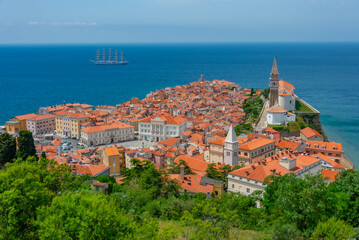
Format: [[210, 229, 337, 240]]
[[54, 111, 89, 139], [6, 113, 37, 134], [102, 146, 125, 175]]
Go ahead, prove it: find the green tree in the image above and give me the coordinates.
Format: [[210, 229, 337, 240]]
[[0, 132, 16, 166], [0, 159, 53, 239], [262, 173, 338, 236], [16, 130, 37, 161], [262, 88, 270, 99], [167, 159, 194, 175], [36, 191, 138, 240], [180, 200, 230, 239], [328, 169, 359, 227], [0, 157, 79, 239], [250, 88, 255, 96], [205, 163, 231, 183], [311, 217, 354, 240], [40, 151, 47, 159], [271, 224, 302, 240]]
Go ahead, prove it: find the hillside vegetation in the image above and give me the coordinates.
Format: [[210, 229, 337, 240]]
[[1, 155, 359, 239]]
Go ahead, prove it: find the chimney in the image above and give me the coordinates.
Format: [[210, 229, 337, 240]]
[[279, 157, 297, 170], [180, 166, 185, 180]]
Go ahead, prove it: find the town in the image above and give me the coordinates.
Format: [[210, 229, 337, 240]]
[[1, 58, 354, 197]]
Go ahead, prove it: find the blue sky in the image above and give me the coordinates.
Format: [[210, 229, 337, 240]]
[[0, 0, 358, 44]]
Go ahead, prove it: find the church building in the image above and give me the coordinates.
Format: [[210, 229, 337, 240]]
[[269, 57, 296, 112], [267, 58, 296, 125]]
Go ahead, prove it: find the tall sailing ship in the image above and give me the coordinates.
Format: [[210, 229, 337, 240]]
[[90, 48, 128, 65]]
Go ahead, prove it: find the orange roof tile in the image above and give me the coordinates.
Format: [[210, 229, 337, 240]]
[[15, 113, 37, 120], [301, 127, 324, 139], [104, 146, 120, 156], [321, 169, 339, 181], [239, 138, 275, 151]]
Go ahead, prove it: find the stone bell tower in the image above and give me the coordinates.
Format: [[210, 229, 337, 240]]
[[224, 124, 239, 166], [269, 57, 279, 107]]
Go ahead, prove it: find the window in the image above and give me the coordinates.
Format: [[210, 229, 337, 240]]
[[247, 188, 250, 193], [226, 152, 230, 156], [232, 184, 234, 189]]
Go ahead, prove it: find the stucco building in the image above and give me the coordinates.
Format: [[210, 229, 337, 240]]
[[81, 122, 134, 147], [267, 105, 296, 125], [138, 115, 187, 142], [101, 146, 125, 175], [238, 138, 276, 164], [26, 114, 56, 136], [228, 153, 334, 195], [54, 111, 89, 139]]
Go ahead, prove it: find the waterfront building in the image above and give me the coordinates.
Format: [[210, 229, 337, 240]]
[[81, 122, 134, 147], [53, 111, 89, 139], [305, 140, 344, 163], [96, 105, 116, 114], [5, 113, 37, 134], [138, 114, 187, 142], [228, 152, 335, 195], [300, 127, 324, 141], [101, 146, 125, 175], [267, 105, 296, 125], [238, 138, 276, 164], [26, 114, 56, 136]]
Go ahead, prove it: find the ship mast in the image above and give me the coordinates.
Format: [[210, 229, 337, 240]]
[[115, 49, 118, 62], [108, 48, 112, 62], [102, 48, 106, 62], [121, 51, 124, 62], [96, 49, 99, 62]]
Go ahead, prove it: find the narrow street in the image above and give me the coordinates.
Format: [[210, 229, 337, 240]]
[[255, 100, 269, 130]]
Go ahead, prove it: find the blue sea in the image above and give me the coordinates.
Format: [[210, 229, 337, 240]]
[[0, 43, 358, 166]]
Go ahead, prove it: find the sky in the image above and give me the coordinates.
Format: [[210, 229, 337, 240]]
[[0, 0, 358, 44]]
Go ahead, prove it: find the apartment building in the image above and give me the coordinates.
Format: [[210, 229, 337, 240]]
[[26, 114, 56, 135], [54, 111, 89, 139], [81, 122, 134, 147], [238, 138, 276, 164]]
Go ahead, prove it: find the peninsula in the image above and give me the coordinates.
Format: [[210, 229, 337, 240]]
[[1, 58, 358, 239]]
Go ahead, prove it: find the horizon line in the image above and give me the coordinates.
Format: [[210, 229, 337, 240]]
[[1, 40, 359, 46]]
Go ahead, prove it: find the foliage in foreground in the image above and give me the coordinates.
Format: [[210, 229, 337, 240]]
[[1, 156, 359, 239]]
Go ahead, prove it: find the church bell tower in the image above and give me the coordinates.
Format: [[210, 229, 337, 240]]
[[224, 125, 239, 166], [269, 57, 279, 107]]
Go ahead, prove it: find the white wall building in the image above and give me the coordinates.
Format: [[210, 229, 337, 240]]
[[81, 122, 134, 147], [278, 80, 296, 111], [138, 115, 187, 142], [228, 153, 333, 196], [267, 105, 296, 125], [26, 114, 56, 136]]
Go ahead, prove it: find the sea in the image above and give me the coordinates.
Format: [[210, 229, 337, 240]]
[[0, 43, 358, 166]]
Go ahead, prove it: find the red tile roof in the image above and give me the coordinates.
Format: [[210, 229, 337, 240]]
[[301, 127, 324, 139]]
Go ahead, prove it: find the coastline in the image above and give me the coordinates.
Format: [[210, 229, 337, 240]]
[[295, 97, 355, 169]]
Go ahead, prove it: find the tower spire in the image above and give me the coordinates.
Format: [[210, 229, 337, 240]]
[[271, 56, 279, 75], [225, 124, 238, 143]]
